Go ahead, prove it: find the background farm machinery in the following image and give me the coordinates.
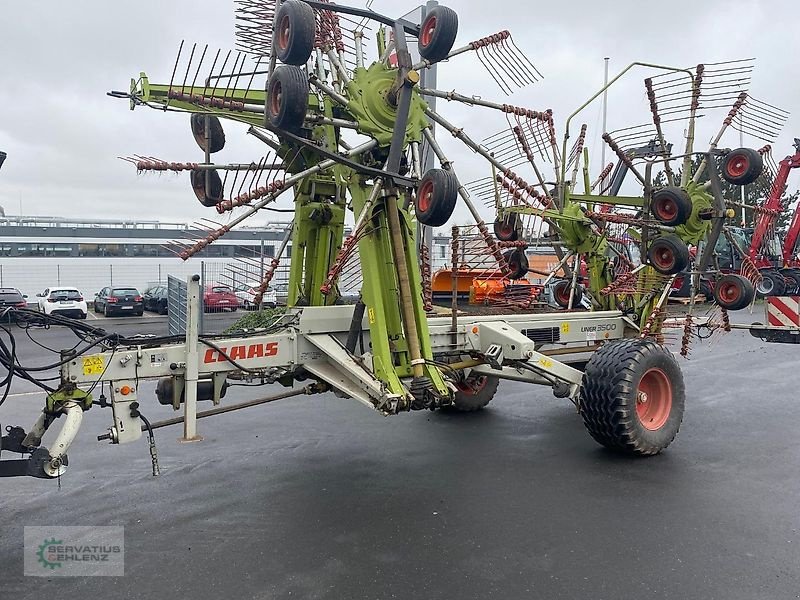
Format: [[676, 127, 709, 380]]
[[0, 0, 794, 480]]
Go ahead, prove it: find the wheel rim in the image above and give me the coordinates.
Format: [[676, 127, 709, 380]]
[[555, 283, 570, 305], [421, 15, 437, 47], [726, 153, 749, 178], [270, 81, 283, 116], [654, 197, 676, 222], [719, 280, 743, 303], [755, 277, 773, 295], [652, 245, 676, 271], [279, 15, 291, 50], [417, 179, 434, 212], [636, 368, 672, 431], [456, 375, 487, 396]]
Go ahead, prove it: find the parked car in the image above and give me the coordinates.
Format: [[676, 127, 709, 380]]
[[233, 283, 278, 310], [0, 288, 28, 320], [93, 287, 144, 317], [36, 287, 88, 319], [203, 284, 238, 312], [143, 285, 168, 315]]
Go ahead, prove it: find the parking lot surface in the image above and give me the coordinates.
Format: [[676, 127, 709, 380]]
[[0, 312, 798, 599]]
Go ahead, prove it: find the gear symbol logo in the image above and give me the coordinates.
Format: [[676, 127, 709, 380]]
[[36, 538, 63, 570]]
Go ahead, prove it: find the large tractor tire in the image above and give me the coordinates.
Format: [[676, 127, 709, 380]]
[[450, 374, 499, 412], [755, 269, 786, 297], [579, 338, 685, 456]]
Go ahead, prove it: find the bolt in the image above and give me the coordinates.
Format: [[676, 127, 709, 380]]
[[637, 391, 648, 404]]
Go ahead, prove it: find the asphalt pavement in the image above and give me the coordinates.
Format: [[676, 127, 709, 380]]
[[0, 308, 798, 599]]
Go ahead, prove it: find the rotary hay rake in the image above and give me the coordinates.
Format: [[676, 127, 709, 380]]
[[2, 0, 792, 482]]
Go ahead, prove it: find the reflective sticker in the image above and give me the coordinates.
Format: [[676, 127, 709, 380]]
[[82, 356, 105, 376], [560, 322, 570, 334], [538, 358, 554, 369], [368, 307, 376, 324]]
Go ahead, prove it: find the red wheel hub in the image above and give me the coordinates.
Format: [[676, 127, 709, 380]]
[[417, 179, 434, 212], [279, 15, 291, 50], [652, 246, 676, 271], [726, 153, 749, 178], [421, 15, 437, 47], [456, 375, 487, 396], [270, 81, 283, 116], [718, 281, 741, 303], [654, 197, 676, 221], [636, 367, 672, 431]]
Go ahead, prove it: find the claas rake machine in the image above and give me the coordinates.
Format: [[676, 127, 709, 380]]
[[0, 0, 778, 480]]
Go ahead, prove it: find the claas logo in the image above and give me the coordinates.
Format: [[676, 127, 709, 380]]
[[203, 342, 279, 363]]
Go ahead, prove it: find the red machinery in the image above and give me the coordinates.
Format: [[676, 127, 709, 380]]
[[746, 139, 800, 294]]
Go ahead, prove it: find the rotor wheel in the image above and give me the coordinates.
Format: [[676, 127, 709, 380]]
[[450, 374, 499, 412], [190, 114, 226, 154], [651, 186, 692, 227], [721, 148, 763, 186], [713, 274, 755, 310], [190, 169, 224, 207], [493, 213, 521, 241], [415, 169, 458, 226], [417, 6, 459, 64], [552, 280, 583, 309], [274, 0, 316, 66], [266, 65, 309, 132], [647, 234, 690, 275], [579, 338, 685, 456], [503, 248, 529, 280]]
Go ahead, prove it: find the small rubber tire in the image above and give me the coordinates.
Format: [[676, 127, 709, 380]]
[[190, 169, 224, 207], [651, 186, 692, 227], [415, 169, 458, 226], [721, 148, 763, 186], [553, 280, 583, 309], [274, 0, 316, 66], [647, 234, 690, 275], [190, 114, 226, 154], [266, 65, 309, 132], [713, 274, 755, 310], [503, 248, 529, 279], [493, 214, 521, 241], [418, 6, 459, 64], [103, 305, 111, 318], [579, 338, 685, 456], [766, 271, 787, 297], [451, 375, 499, 412]]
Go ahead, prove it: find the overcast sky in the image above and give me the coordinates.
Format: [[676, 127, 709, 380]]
[[1, 0, 798, 229]]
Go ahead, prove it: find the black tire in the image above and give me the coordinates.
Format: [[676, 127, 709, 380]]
[[415, 169, 458, 226], [647, 234, 690, 275], [493, 214, 521, 241], [552, 280, 583, 309], [190, 169, 224, 207], [266, 65, 309, 132], [93, 302, 99, 313], [651, 186, 692, 226], [699, 279, 713, 301], [136, 310, 144, 317], [79, 312, 87, 320], [503, 248, 529, 279], [103, 305, 111, 318], [450, 375, 499, 412], [190, 114, 226, 154], [579, 339, 685, 456], [417, 6, 458, 64], [713, 274, 755, 310], [158, 302, 168, 316], [754, 270, 785, 298], [781, 269, 800, 295], [274, 0, 316, 66], [721, 148, 763, 186]]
